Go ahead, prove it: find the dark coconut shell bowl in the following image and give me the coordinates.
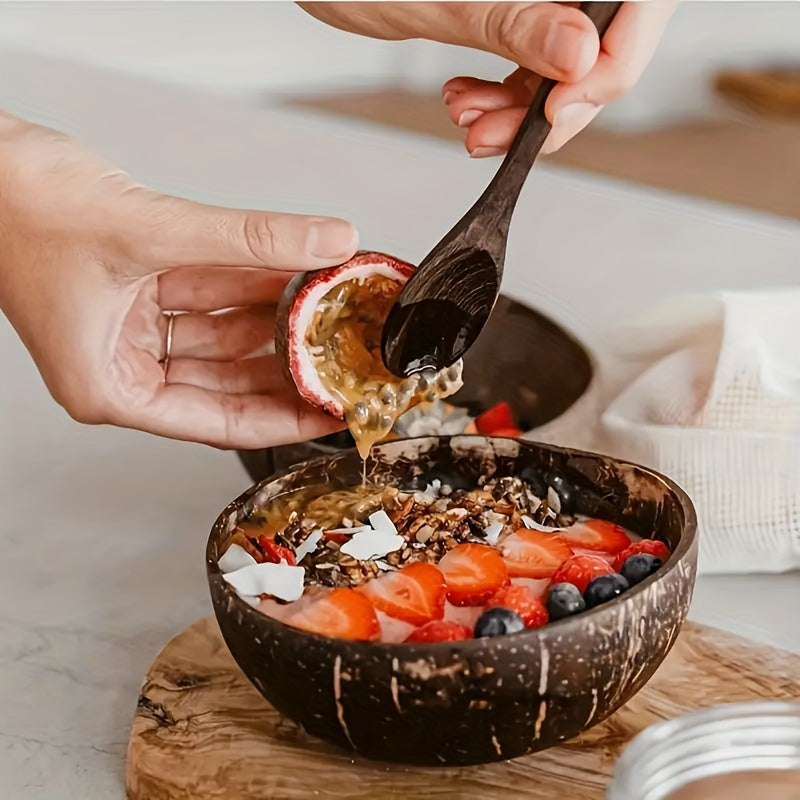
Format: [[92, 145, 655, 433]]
[[208, 435, 698, 767]]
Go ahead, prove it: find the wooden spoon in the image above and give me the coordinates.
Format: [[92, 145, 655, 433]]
[[382, 1, 623, 377]]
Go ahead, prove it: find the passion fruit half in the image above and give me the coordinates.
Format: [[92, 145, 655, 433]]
[[275, 251, 464, 457]]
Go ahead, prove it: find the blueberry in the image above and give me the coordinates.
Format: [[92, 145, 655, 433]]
[[474, 607, 526, 637], [546, 582, 586, 621], [584, 573, 630, 608], [620, 554, 663, 586]]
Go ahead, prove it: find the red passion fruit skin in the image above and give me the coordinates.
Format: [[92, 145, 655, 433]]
[[275, 251, 415, 419]]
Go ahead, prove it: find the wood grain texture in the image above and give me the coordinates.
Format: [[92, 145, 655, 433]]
[[126, 617, 800, 800]]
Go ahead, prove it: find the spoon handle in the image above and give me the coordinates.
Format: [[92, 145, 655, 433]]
[[475, 1, 623, 232]]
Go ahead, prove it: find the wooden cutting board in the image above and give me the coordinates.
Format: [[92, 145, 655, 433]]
[[126, 617, 800, 800]]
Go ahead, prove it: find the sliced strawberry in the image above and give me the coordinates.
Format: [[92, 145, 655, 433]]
[[283, 588, 380, 641], [549, 554, 614, 594], [322, 530, 351, 545], [612, 539, 671, 572], [559, 519, 632, 554], [258, 534, 297, 566], [358, 562, 446, 626], [498, 529, 574, 578], [438, 543, 509, 606], [488, 584, 549, 629], [475, 401, 515, 435], [404, 620, 472, 643]]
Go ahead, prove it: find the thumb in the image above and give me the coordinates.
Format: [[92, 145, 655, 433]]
[[448, 3, 600, 83], [131, 193, 359, 271], [306, 2, 600, 84]]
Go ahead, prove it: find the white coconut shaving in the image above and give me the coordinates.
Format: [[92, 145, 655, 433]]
[[413, 479, 442, 504], [340, 512, 404, 561], [484, 522, 504, 545], [521, 514, 570, 533], [294, 529, 323, 562], [218, 543, 258, 574], [368, 509, 398, 534], [223, 560, 305, 602]]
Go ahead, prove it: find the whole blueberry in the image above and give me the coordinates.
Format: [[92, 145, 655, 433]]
[[546, 582, 586, 621], [584, 573, 630, 608], [474, 607, 526, 637], [621, 553, 663, 586]]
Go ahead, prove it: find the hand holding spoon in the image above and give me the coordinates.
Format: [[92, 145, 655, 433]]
[[382, 1, 623, 378]]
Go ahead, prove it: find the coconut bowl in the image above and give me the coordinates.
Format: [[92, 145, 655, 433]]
[[208, 435, 697, 767], [237, 294, 594, 481]]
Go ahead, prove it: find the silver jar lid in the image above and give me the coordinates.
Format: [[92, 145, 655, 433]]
[[607, 701, 800, 800]]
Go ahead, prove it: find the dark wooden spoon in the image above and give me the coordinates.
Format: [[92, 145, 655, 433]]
[[382, 1, 623, 377]]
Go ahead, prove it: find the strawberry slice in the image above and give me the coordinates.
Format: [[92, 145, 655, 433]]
[[549, 554, 614, 594], [404, 620, 472, 643], [612, 539, 671, 572], [475, 402, 515, 435], [488, 584, 549, 628], [498, 529, 574, 578], [283, 588, 380, 641], [358, 562, 446, 626], [322, 531, 351, 545], [438, 543, 509, 606], [258, 534, 297, 566], [559, 519, 632, 554]]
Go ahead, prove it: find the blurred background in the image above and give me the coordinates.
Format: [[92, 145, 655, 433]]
[[1, 1, 798, 219]]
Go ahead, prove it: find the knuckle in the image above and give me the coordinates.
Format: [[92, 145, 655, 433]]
[[242, 214, 278, 263], [491, 4, 534, 62], [220, 394, 248, 446]]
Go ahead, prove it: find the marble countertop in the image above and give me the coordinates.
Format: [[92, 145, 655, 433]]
[[1, 55, 799, 799]]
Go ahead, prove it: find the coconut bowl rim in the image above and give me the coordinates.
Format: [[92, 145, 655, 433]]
[[207, 434, 697, 655]]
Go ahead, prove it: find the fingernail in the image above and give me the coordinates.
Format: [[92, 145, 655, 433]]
[[469, 146, 505, 159], [308, 218, 358, 259], [457, 109, 484, 128], [542, 21, 595, 76], [541, 102, 602, 154]]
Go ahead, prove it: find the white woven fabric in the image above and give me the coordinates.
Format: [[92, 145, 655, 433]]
[[531, 288, 800, 576]]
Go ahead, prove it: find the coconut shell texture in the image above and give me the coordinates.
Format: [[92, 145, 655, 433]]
[[274, 251, 415, 419], [208, 435, 697, 767]]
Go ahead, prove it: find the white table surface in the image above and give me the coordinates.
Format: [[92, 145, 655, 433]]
[[1, 53, 799, 799]]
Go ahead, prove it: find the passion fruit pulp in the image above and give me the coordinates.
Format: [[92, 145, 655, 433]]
[[275, 251, 464, 458]]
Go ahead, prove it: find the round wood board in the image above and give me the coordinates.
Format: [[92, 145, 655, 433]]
[[126, 617, 800, 800]]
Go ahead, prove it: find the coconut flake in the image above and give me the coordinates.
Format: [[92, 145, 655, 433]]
[[223, 561, 305, 601], [521, 514, 570, 533], [368, 510, 398, 535], [218, 543, 257, 574], [340, 527, 404, 561], [295, 529, 323, 562], [414, 479, 443, 503], [325, 525, 371, 536], [484, 522, 504, 545], [547, 487, 562, 514], [374, 561, 395, 572]]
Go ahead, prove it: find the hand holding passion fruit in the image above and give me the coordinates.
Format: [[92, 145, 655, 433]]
[[0, 110, 360, 449]]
